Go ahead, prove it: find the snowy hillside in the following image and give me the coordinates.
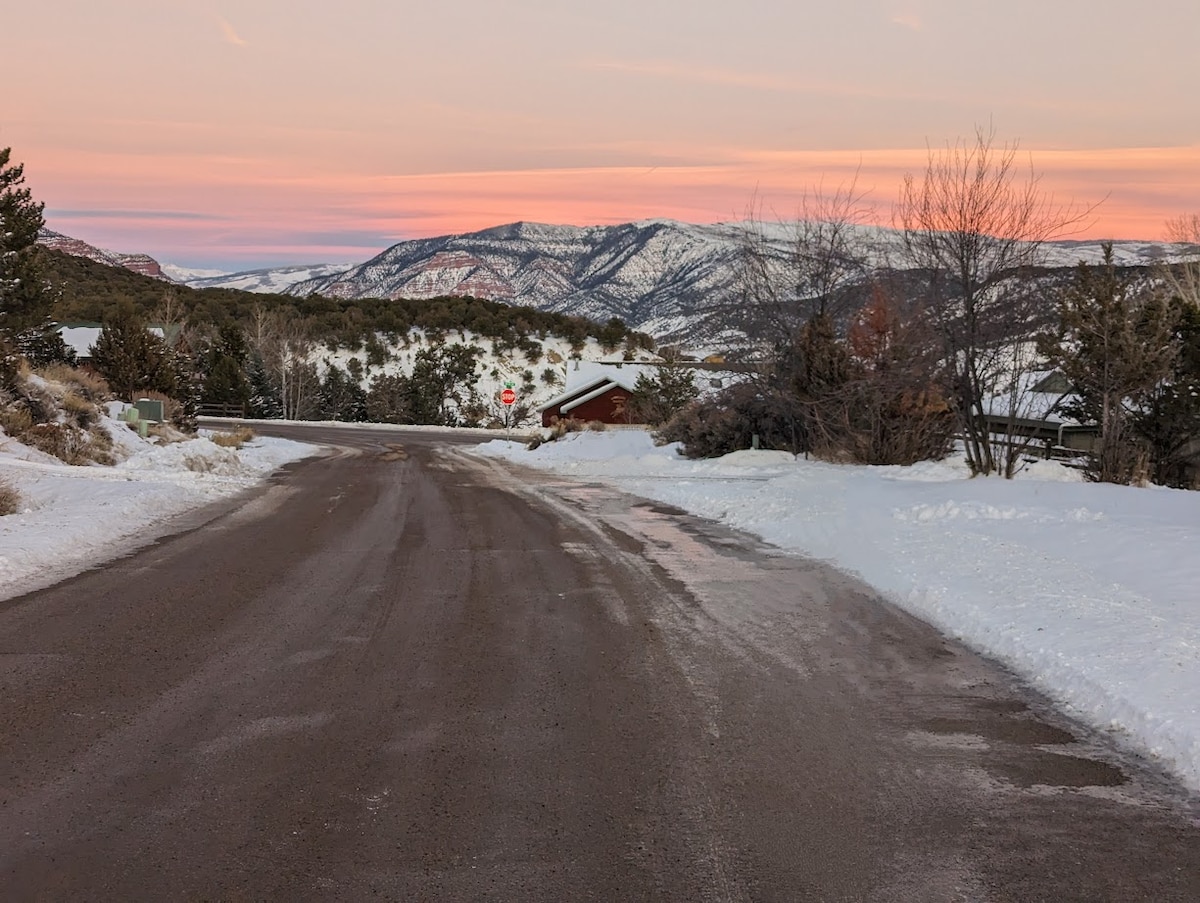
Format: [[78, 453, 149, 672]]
[[40, 220, 1193, 346], [289, 220, 1190, 344], [159, 263, 230, 282], [288, 220, 754, 343], [314, 327, 659, 426], [176, 263, 356, 294]]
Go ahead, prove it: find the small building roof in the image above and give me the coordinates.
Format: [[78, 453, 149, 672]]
[[560, 380, 630, 415], [58, 323, 165, 359], [538, 375, 629, 414]]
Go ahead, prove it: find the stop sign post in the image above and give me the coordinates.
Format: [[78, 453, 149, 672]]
[[500, 384, 518, 438]]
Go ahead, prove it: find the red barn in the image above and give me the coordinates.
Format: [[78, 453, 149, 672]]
[[538, 372, 643, 428]]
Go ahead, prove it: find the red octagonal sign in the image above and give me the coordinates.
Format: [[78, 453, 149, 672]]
[[500, 387, 517, 406]]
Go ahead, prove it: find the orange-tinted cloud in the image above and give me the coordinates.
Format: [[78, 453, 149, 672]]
[[584, 58, 932, 103], [890, 12, 924, 31], [30, 141, 1200, 266], [217, 17, 247, 47]]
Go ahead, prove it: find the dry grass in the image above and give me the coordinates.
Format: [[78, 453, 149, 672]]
[[533, 416, 608, 449], [546, 417, 586, 440], [0, 480, 19, 516], [61, 390, 98, 428], [209, 425, 256, 449], [13, 380, 56, 424], [0, 405, 34, 438], [22, 423, 98, 465], [0, 404, 116, 466], [146, 422, 190, 444], [0, 364, 119, 466], [35, 364, 110, 402], [87, 425, 116, 466]]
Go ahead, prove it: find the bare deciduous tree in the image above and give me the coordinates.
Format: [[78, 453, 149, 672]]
[[731, 177, 875, 348], [726, 178, 877, 453], [1163, 213, 1200, 308], [894, 124, 1095, 476], [245, 305, 320, 420], [277, 327, 319, 420]]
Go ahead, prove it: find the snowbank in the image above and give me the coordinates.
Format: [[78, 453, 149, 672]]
[[477, 430, 1200, 792], [0, 422, 314, 601]]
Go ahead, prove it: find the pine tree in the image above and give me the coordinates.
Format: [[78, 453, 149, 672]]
[[201, 324, 252, 412], [90, 301, 177, 401], [365, 373, 412, 423], [0, 147, 48, 340], [1041, 244, 1177, 483], [169, 349, 200, 432], [631, 359, 697, 426], [408, 345, 481, 425], [318, 361, 367, 422], [1134, 300, 1200, 487], [16, 322, 75, 368], [247, 352, 284, 419]]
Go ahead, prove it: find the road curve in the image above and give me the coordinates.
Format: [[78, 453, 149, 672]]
[[0, 423, 1197, 901]]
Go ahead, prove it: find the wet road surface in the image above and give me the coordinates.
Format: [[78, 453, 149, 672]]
[[1, 424, 1197, 900]]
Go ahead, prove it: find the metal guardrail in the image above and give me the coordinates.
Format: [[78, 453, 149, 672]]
[[196, 403, 246, 418]]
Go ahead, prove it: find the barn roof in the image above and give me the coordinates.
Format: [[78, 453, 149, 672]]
[[538, 375, 634, 414]]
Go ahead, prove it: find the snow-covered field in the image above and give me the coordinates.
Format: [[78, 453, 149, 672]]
[[477, 430, 1200, 794], [0, 411, 315, 601]]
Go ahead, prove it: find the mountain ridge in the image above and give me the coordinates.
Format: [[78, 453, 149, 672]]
[[36, 228, 171, 281], [40, 220, 1189, 343], [284, 219, 1183, 342]]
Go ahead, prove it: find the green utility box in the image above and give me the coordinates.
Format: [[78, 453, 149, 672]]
[[134, 398, 165, 424]]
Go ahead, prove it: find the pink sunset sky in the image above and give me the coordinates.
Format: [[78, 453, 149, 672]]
[[6, 0, 1199, 271]]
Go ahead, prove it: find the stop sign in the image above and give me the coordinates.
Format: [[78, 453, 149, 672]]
[[500, 387, 517, 406]]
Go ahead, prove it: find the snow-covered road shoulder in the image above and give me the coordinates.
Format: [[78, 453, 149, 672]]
[[477, 430, 1200, 793], [0, 423, 315, 602]]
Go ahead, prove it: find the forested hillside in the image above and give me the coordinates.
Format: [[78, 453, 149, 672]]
[[38, 247, 646, 352]]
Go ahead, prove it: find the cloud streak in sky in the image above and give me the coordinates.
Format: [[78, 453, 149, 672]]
[[11, 1, 1199, 268], [48, 208, 225, 222], [890, 11, 924, 31], [40, 142, 1197, 268], [585, 59, 913, 102], [217, 17, 247, 47]]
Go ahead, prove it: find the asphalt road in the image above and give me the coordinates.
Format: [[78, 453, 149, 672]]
[[1, 423, 1197, 901]]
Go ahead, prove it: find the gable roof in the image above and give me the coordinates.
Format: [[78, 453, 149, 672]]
[[543, 359, 752, 414], [538, 375, 633, 413], [559, 380, 632, 415]]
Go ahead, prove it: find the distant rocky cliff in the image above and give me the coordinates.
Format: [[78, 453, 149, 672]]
[[37, 229, 170, 281]]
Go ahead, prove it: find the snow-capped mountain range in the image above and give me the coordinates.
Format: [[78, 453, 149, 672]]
[[283, 220, 1188, 342], [39, 220, 1188, 342], [172, 262, 357, 294], [290, 221, 753, 341]]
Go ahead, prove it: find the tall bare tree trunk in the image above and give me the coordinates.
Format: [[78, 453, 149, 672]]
[[894, 125, 1094, 476]]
